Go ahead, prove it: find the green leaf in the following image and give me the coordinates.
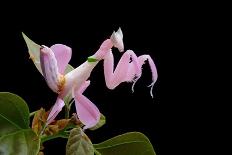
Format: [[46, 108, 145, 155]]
[[0, 93, 40, 154], [0, 129, 40, 155], [94, 149, 102, 155], [89, 114, 106, 131], [22, 32, 42, 74], [94, 132, 156, 155], [0, 92, 30, 137], [66, 127, 94, 155]]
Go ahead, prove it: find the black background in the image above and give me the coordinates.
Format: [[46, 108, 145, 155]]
[[0, 2, 214, 155]]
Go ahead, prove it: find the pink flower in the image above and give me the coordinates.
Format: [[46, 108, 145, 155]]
[[39, 44, 100, 129], [23, 28, 158, 129]]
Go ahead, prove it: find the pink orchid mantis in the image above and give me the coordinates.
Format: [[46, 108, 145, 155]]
[[23, 28, 158, 130]]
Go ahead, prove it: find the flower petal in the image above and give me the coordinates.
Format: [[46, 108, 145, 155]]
[[50, 44, 72, 74], [74, 95, 100, 129], [74, 81, 100, 129], [46, 97, 65, 125], [40, 45, 61, 93]]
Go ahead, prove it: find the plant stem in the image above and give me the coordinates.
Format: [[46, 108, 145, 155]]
[[69, 99, 75, 110], [94, 148, 102, 155], [65, 104, 70, 119], [30, 110, 37, 117], [41, 132, 68, 143], [65, 99, 74, 119]]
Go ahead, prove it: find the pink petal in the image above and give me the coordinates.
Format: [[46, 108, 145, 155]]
[[74, 94, 100, 129], [46, 97, 65, 125], [50, 44, 72, 74], [40, 45, 60, 93], [73, 81, 100, 129]]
